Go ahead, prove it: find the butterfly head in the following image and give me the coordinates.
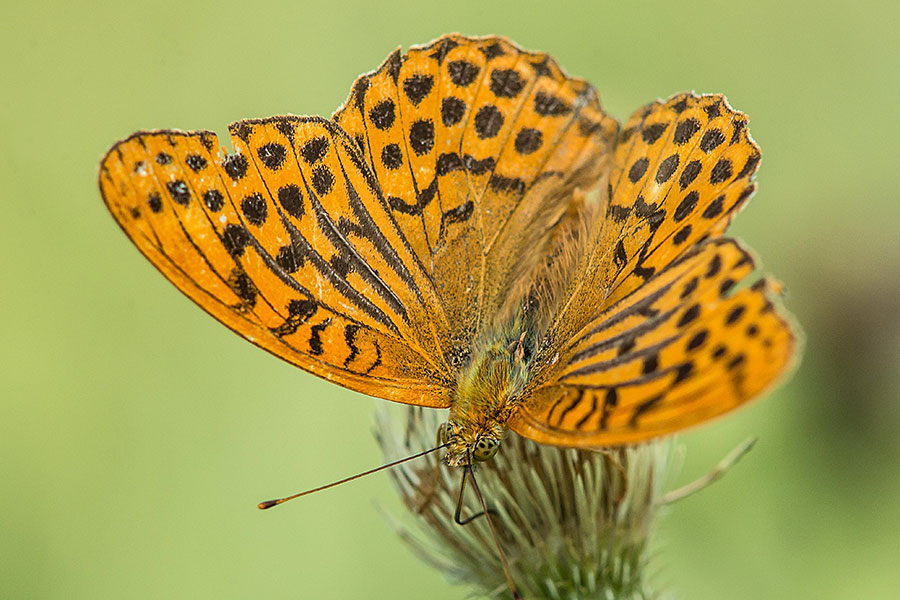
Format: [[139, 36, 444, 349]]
[[439, 420, 502, 467]]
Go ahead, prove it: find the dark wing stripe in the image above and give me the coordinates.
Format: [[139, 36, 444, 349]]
[[239, 133, 406, 337], [337, 117, 450, 329], [574, 279, 675, 342], [334, 148, 426, 308], [558, 363, 684, 391], [554, 391, 583, 427], [276, 191, 402, 336], [569, 305, 680, 363], [574, 392, 599, 429], [303, 168, 408, 325], [561, 334, 680, 381]]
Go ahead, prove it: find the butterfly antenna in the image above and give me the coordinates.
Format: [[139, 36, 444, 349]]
[[258, 443, 449, 510], [467, 465, 521, 600]]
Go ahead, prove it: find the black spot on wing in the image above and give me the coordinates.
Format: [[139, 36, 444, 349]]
[[441, 201, 473, 227], [514, 128, 542, 154], [352, 76, 369, 112], [278, 184, 304, 219], [677, 304, 700, 327], [228, 268, 257, 308], [381, 143, 404, 170], [614, 239, 627, 268], [435, 152, 464, 176], [686, 330, 708, 351], [241, 193, 267, 226], [271, 295, 317, 337], [369, 100, 396, 131], [628, 157, 649, 183], [203, 189, 224, 212], [223, 154, 249, 180], [488, 174, 525, 195], [311, 166, 334, 195], [447, 60, 479, 86], [702, 195, 725, 219], [474, 105, 503, 139], [403, 74, 434, 105], [700, 129, 725, 153], [709, 159, 733, 184], [222, 223, 251, 258], [463, 154, 495, 175], [166, 180, 190, 206], [343, 323, 362, 368], [428, 37, 458, 64], [737, 152, 761, 179], [441, 96, 466, 126], [534, 91, 572, 116], [673, 224, 691, 245], [479, 41, 505, 60], [185, 154, 207, 172], [301, 137, 329, 165], [308, 319, 330, 356], [409, 119, 435, 155], [674, 191, 699, 221], [673, 118, 700, 145], [655, 154, 679, 184], [641, 123, 667, 144], [258, 143, 287, 170], [489, 68, 525, 98], [679, 160, 702, 189], [726, 305, 745, 325], [384, 50, 401, 83], [674, 362, 693, 383], [680, 276, 698, 299]]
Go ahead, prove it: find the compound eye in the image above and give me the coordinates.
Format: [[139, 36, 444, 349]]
[[438, 422, 452, 444], [473, 438, 499, 461]]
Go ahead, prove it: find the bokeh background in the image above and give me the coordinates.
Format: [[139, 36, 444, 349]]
[[3, 1, 899, 598]]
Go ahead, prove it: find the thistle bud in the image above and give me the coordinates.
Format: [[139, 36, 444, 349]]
[[375, 406, 674, 599]]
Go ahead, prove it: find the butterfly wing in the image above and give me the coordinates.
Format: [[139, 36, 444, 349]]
[[512, 238, 796, 445], [99, 118, 452, 406], [513, 94, 797, 445], [333, 34, 618, 357]]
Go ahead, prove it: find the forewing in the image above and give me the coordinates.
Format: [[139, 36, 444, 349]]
[[99, 117, 452, 407], [333, 34, 617, 353], [512, 239, 796, 445]]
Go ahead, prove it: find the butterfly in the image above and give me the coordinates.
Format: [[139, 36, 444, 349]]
[[99, 33, 795, 482]]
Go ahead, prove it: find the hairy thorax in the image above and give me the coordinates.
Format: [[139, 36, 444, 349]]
[[443, 337, 530, 467]]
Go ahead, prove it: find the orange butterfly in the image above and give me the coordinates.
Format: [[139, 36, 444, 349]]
[[99, 33, 795, 479]]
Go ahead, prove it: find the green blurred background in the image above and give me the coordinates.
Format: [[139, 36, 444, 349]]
[[3, 1, 899, 598]]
